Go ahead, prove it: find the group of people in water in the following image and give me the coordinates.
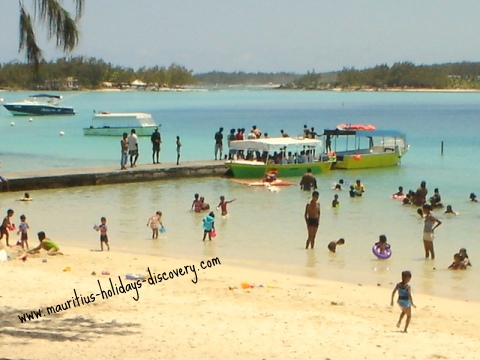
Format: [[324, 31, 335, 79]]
[[390, 180, 475, 269]]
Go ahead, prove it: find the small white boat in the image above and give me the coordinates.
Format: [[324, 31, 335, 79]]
[[83, 112, 160, 136]]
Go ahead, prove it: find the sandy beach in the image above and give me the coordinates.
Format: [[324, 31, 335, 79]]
[[1, 243, 479, 360]]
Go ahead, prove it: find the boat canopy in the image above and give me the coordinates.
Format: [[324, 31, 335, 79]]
[[323, 129, 406, 138], [29, 94, 62, 99], [229, 137, 322, 151], [92, 112, 158, 127]]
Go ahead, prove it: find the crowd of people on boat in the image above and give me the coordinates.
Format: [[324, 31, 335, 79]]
[[213, 124, 322, 163]]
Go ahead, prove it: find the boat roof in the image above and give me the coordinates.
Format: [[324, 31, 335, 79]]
[[323, 129, 406, 138], [92, 112, 158, 127], [229, 137, 322, 151], [29, 94, 62, 99]]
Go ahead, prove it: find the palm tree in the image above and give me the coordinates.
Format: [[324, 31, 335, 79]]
[[19, 0, 84, 71]]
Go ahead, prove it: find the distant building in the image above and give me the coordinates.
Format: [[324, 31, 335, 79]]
[[131, 79, 147, 90]]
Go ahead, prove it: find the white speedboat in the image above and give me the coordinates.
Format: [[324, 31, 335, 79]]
[[83, 112, 160, 136], [2, 94, 75, 116]]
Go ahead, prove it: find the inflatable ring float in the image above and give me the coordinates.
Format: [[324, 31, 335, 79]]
[[372, 244, 391, 259]]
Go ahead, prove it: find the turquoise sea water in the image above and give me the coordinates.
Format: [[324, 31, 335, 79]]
[[1, 89, 480, 301]]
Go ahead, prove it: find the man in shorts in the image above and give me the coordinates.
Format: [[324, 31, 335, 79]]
[[305, 191, 321, 249], [214, 127, 223, 160], [128, 129, 139, 167], [151, 128, 161, 164]]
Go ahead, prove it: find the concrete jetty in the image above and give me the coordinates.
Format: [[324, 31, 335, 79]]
[[1, 160, 229, 192]]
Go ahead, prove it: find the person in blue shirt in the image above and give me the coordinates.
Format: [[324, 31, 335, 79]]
[[202, 211, 215, 241]]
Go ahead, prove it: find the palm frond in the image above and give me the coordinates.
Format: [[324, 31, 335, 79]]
[[19, 5, 42, 70], [74, 0, 84, 20], [34, 0, 80, 53]]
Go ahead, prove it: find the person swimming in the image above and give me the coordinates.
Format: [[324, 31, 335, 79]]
[[327, 238, 345, 252], [444, 205, 456, 215]]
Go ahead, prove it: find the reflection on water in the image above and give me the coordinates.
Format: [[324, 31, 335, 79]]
[[305, 250, 317, 278]]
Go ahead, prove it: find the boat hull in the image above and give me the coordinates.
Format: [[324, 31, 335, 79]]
[[332, 150, 406, 170], [83, 126, 157, 136], [3, 104, 75, 116], [225, 161, 332, 178]]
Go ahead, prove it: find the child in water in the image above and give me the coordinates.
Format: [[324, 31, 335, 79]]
[[375, 234, 390, 254], [202, 211, 215, 241], [217, 196, 236, 216], [391, 271, 416, 333], [327, 238, 345, 252], [444, 205, 456, 215], [459, 248, 472, 267], [331, 194, 339, 208], [191, 193, 202, 213], [94, 217, 110, 251], [448, 253, 466, 270], [392, 186, 404, 198], [146, 211, 163, 239], [333, 179, 344, 190], [469, 193, 478, 202]]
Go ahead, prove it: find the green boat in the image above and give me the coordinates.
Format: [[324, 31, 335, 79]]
[[226, 137, 332, 179], [323, 128, 409, 170]]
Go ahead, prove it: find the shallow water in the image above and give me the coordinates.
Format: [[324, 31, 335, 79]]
[[1, 89, 480, 301], [1, 173, 478, 302]]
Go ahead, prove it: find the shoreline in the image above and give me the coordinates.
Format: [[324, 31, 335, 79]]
[[1, 244, 479, 359]]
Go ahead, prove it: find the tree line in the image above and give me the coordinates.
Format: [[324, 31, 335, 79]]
[[288, 62, 480, 90], [0, 57, 197, 90], [3, 58, 480, 90]]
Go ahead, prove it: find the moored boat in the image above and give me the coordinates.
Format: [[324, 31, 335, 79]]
[[2, 94, 75, 116], [226, 137, 332, 178], [323, 127, 409, 170], [83, 112, 160, 136]]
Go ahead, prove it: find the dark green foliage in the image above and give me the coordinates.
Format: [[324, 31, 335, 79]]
[[335, 62, 480, 89], [0, 57, 197, 89]]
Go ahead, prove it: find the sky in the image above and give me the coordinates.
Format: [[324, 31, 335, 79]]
[[1, 0, 480, 74]]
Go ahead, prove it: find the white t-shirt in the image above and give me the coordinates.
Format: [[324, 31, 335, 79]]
[[127, 134, 138, 151]]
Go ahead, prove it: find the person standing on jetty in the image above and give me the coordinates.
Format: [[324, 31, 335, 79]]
[[128, 129, 139, 168], [305, 191, 321, 249], [422, 204, 441, 259], [176, 136, 182, 165], [214, 127, 223, 160], [227, 128, 236, 160], [120, 132, 128, 170], [151, 128, 162, 164]]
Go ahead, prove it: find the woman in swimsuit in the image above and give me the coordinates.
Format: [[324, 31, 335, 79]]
[[422, 204, 442, 259]]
